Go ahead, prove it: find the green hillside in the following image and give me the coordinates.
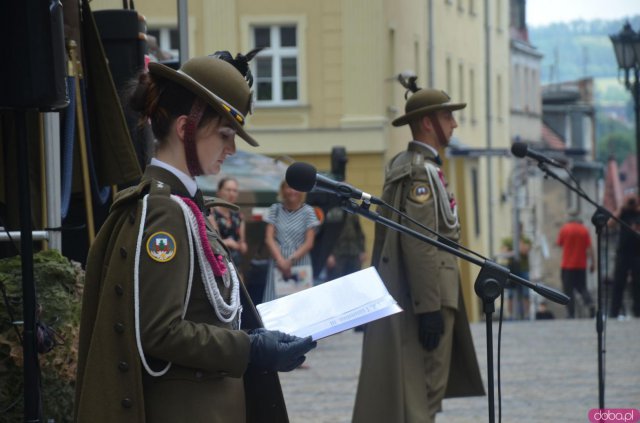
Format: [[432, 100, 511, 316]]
[[529, 17, 640, 164], [529, 16, 640, 104]]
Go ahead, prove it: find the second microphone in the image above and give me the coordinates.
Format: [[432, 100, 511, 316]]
[[285, 162, 383, 205]]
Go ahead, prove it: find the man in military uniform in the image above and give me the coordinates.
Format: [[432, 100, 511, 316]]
[[325, 211, 366, 281], [353, 82, 484, 423]]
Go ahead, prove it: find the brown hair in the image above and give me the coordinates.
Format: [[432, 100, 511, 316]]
[[127, 72, 220, 143], [217, 176, 238, 191]]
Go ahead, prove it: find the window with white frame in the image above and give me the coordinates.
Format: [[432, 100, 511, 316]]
[[252, 25, 299, 104]]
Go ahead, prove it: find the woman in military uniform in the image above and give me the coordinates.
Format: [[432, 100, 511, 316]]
[[74, 52, 316, 423]]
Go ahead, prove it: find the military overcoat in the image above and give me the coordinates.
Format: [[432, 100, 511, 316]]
[[353, 142, 484, 423], [75, 166, 288, 423]]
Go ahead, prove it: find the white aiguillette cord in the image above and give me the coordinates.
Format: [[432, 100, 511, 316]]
[[424, 162, 459, 230], [133, 194, 242, 377]]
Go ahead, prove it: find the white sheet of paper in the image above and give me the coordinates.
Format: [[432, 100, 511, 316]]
[[256, 266, 403, 340]]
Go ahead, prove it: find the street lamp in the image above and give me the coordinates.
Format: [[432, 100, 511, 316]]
[[610, 22, 640, 194]]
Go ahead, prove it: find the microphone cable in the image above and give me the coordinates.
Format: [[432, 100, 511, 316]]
[[497, 287, 505, 423]]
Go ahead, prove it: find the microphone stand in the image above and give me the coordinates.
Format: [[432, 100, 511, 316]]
[[340, 198, 569, 423], [10, 112, 44, 422], [536, 161, 640, 410]]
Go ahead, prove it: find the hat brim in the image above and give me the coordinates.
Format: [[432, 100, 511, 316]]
[[148, 62, 259, 147], [392, 103, 466, 127]]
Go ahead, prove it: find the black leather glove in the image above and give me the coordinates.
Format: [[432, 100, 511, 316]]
[[248, 328, 317, 372], [418, 310, 444, 351]]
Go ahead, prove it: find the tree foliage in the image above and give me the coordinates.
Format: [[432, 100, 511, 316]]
[[595, 110, 635, 165], [597, 130, 635, 164]]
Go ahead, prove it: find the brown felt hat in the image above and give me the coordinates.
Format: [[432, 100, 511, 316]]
[[148, 56, 258, 146], [392, 89, 466, 127]]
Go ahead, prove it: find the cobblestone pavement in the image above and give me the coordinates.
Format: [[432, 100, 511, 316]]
[[279, 318, 640, 423]]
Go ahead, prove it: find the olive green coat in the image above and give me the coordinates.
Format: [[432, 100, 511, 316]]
[[353, 142, 484, 423], [75, 166, 288, 423]]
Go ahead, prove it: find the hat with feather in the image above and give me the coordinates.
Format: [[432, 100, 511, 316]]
[[148, 49, 261, 147], [392, 73, 466, 127]]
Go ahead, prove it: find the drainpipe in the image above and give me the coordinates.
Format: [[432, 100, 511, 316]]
[[427, 0, 434, 87], [484, 0, 495, 256], [178, 0, 189, 64]]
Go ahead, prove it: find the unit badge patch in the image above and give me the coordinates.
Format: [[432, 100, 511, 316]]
[[409, 182, 432, 203], [146, 231, 177, 263]]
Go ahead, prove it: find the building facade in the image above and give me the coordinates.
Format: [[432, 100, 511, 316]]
[[540, 79, 602, 317], [508, 0, 546, 318]]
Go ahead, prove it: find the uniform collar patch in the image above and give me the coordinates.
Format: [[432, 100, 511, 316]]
[[146, 231, 177, 262]]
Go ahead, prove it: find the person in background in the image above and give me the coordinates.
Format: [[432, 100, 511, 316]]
[[556, 212, 596, 319], [208, 176, 248, 267], [325, 211, 366, 281], [262, 180, 320, 302], [609, 195, 640, 318], [353, 77, 484, 423], [535, 301, 555, 320], [500, 223, 532, 320], [75, 51, 316, 423]]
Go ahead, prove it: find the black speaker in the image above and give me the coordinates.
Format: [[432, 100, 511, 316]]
[[0, 0, 68, 111], [93, 10, 147, 91]]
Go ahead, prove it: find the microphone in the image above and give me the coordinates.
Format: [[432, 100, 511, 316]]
[[511, 142, 564, 167], [285, 162, 382, 204]]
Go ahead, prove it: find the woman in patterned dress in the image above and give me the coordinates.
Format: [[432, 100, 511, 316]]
[[208, 176, 248, 267], [262, 180, 320, 302]]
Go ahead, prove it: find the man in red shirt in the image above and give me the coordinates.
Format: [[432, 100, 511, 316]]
[[556, 213, 596, 318]]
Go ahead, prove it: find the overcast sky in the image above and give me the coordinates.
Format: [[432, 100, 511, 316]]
[[526, 0, 639, 27]]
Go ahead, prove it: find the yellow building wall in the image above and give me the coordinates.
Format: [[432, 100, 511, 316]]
[[489, 0, 513, 254], [383, 0, 429, 161]]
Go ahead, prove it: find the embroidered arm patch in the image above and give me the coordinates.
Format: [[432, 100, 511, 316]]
[[146, 231, 177, 262], [408, 182, 432, 204]]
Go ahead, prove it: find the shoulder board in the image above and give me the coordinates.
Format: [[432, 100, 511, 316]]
[[110, 179, 172, 211], [148, 179, 172, 197], [411, 150, 425, 167], [385, 151, 412, 183], [203, 196, 240, 211], [110, 180, 152, 211]]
